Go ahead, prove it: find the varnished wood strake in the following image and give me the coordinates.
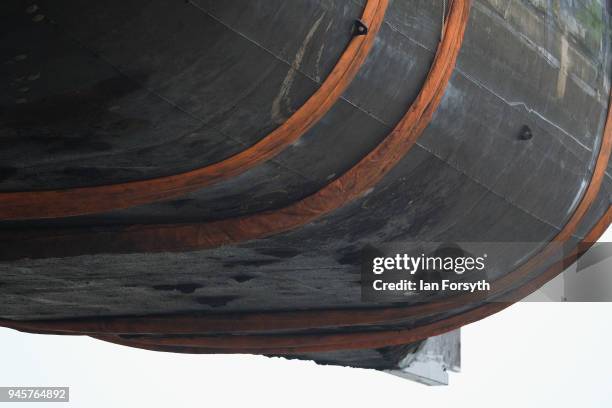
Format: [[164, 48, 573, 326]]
[[0, 0, 388, 221], [5, 206, 610, 354], [0, 0, 471, 260], [1, 0, 611, 358]]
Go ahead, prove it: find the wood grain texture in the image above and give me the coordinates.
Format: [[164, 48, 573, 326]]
[[0, 0, 388, 221], [1, 0, 611, 355], [77, 205, 612, 354], [4, 203, 610, 353], [0, 0, 470, 260], [3, 63, 611, 352]]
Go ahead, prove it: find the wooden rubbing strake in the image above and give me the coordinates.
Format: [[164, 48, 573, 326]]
[[0, 0, 469, 260], [0, 0, 388, 221], [4, 0, 611, 355]]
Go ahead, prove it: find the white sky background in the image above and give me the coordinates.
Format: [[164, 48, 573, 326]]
[[1, 228, 612, 407]]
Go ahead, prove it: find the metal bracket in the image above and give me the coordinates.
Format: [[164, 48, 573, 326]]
[[354, 19, 368, 36], [385, 330, 461, 386]]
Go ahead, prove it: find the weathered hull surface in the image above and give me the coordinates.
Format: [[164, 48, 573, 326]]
[[1, 0, 612, 358]]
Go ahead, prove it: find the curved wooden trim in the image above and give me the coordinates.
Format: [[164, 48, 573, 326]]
[[2, 100, 610, 357], [0, 0, 471, 260], [0, 0, 388, 221], [86, 204, 612, 354], [7, 0, 608, 355], [2, 3, 610, 349], [0, 84, 612, 342], [4, 172, 609, 348]]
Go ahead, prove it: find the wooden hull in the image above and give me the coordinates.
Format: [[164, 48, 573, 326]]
[[0, 0, 611, 360]]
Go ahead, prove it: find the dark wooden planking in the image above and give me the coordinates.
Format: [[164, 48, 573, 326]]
[[2, 80, 610, 337], [0, 0, 471, 258], [0, 0, 608, 356], [67, 205, 612, 354], [0, 0, 388, 220], [5, 0, 606, 232], [0, 146, 558, 320], [0, 1, 442, 228]]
